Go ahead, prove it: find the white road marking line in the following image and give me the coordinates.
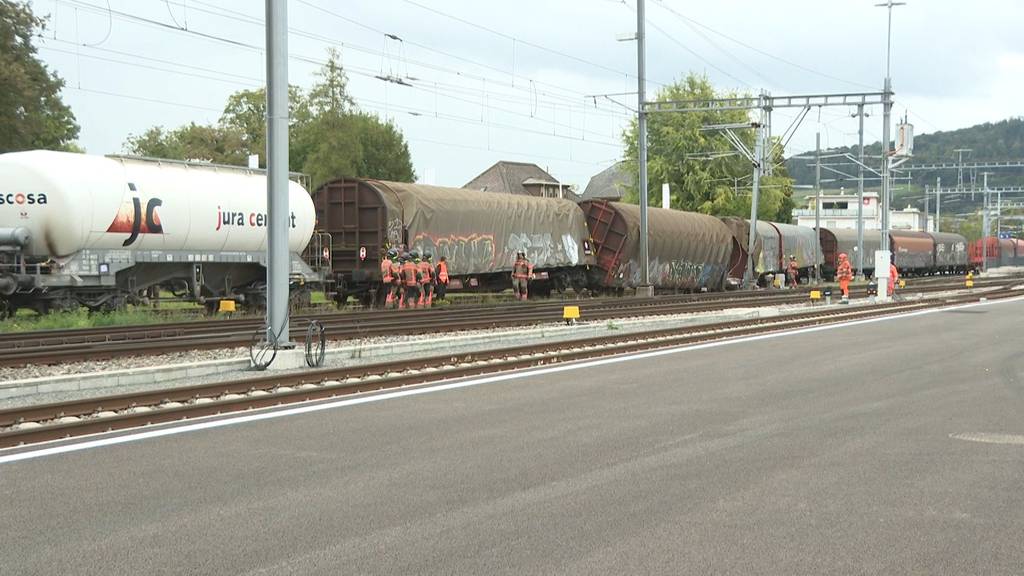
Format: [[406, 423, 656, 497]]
[[950, 432, 1024, 446], [3, 295, 1023, 465]]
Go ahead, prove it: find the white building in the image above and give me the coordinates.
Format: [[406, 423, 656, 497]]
[[794, 191, 928, 232], [890, 205, 927, 231], [794, 190, 881, 230]]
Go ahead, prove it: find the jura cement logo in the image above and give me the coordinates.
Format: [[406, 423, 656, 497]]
[[108, 196, 164, 246], [0, 192, 48, 205]]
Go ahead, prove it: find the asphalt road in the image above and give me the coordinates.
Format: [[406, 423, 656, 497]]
[[2, 298, 1023, 575]]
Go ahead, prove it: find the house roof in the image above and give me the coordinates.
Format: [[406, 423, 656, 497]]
[[464, 161, 560, 195], [579, 161, 629, 201]]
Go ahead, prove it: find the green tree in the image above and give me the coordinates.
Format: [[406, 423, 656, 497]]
[[121, 49, 415, 188], [621, 73, 793, 222], [124, 123, 248, 165], [0, 0, 80, 152], [306, 48, 355, 117], [220, 85, 312, 168], [957, 212, 983, 242], [299, 49, 415, 188], [351, 113, 415, 181]]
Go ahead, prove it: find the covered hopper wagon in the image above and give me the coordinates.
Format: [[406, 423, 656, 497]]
[[718, 218, 822, 286], [580, 200, 735, 293], [969, 236, 1022, 269], [819, 228, 882, 279], [819, 228, 967, 279], [930, 232, 968, 274], [312, 178, 595, 306]]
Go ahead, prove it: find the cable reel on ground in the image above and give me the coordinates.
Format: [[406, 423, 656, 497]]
[[249, 328, 278, 371], [305, 320, 326, 368]]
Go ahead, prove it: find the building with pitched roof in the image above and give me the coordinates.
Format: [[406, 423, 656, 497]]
[[464, 161, 571, 199], [579, 161, 629, 201]]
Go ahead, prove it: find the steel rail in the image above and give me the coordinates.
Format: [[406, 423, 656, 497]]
[[0, 276, 1007, 368], [1, 286, 1016, 449]]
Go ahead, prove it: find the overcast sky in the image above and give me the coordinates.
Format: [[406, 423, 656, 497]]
[[29, 0, 1024, 188]]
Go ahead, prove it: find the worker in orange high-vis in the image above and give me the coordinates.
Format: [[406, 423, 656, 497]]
[[389, 250, 402, 308], [511, 251, 534, 301], [888, 260, 899, 298], [418, 253, 435, 307], [786, 255, 799, 289], [435, 256, 449, 301], [836, 252, 853, 302], [400, 252, 421, 309], [380, 248, 397, 308]]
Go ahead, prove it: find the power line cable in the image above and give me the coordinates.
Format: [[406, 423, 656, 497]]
[[61, 0, 629, 123], [655, 0, 876, 90], [648, 1, 773, 88], [397, 0, 665, 85], [621, 1, 751, 89], [165, 0, 632, 119]]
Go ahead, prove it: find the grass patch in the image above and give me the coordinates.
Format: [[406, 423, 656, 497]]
[[0, 307, 211, 333]]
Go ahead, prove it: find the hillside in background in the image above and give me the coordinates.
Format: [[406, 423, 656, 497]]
[[786, 117, 1024, 214]]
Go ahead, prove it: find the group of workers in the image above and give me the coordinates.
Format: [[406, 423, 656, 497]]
[[379, 249, 449, 309], [378, 249, 536, 308], [787, 252, 899, 301]]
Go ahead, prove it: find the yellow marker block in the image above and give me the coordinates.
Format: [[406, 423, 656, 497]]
[[809, 290, 822, 300], [563, 306, 580, 321], [218, 299, 237, 313], [898, 279, 906, 289], [966, 280, 975, 288]]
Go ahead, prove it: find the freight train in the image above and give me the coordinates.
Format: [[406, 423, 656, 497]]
[[310, 177, 971, 305], [0, 152, 978, 315], [0, 151, 321, 316], [969, 237, 1024, 269]]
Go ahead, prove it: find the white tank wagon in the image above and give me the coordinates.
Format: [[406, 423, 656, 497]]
[[0, 151, 323, 315]]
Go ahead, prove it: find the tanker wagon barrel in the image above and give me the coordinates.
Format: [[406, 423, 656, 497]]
[[0, 227, 31, 247], [0, 150, 321, 314]]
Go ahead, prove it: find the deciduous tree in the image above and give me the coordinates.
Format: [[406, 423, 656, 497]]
[[0, 0, 80, 152], [621, 74, 793, 222], [122, 49, 415, 188]]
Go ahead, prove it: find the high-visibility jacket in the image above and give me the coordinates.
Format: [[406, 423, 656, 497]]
[[513, 259, 533, 279], [380, 258, 393, 283], [390, 261, 401, 284], [837, 260, 853, 281], [418, 261, 434, 284], [437, 261, 449, 284], [401, 261, 419, 286]]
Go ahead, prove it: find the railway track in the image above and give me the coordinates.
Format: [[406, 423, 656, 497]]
[[0, 275, 1009, 368], [1, 284, 1018, 450], [0, 290, 806, 367]]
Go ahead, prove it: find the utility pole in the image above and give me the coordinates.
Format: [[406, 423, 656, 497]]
[[856, 104, 866, 279], [265, 0, 291, 348], [746, 119, 765, 288], [936, 176, 941, 233], [814, 131, 822, 284], [998, 187, 1002, 236], [635, 0, 651, 295], [982, 172, 990, 272], [924, 184, 929, 231], [955, 148, 972, 199], [875, 0, 904, 300]]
